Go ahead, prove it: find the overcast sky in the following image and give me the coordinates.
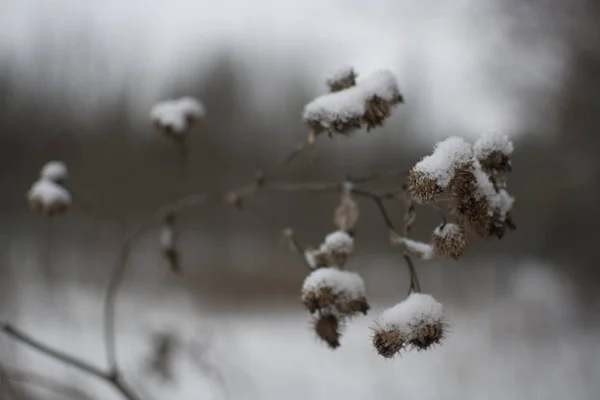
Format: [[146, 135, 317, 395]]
[[0, 0, 579, 138]]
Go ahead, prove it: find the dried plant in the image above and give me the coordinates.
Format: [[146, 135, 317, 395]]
[[1, 66, 517, 400]]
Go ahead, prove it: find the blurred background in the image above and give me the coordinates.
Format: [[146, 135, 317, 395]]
[[1, 0, 600, 399]]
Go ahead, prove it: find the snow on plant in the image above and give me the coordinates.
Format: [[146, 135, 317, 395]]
[[40, 160, 68, 183], [150, 96, 205, 137], [372, 293, 446, 358], [3, 66, 521, 400], [325, 66, 357, 93], [302, 267, 369, 318], [27, 162, 71, 217], [431, 223, 466, 259], [303, 69, 403, 138]]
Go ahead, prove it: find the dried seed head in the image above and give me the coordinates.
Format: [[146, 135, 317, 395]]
[[431, 223, 467, 259], [321, 230, 354, 257], [325, 66, 357, 92], [302, 70, 402, 137], [313, 313, 343, 349], [373, 293, 446, 357], [27, 179, 71, 217], [334, 193, 360, 232], [302, 286, 336, 314], [473, 132, 513, 174], [409, 137, 473, 203], [372, 326, 405, 358], [408, 169, 442, 204], [336, 296, 370, 316], [451, 162, 516, 239], [302, 267, 368, 317], [150, 96, 205, 136]]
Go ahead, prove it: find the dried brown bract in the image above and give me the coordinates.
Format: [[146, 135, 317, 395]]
[[336, 296, 370, 316], [302, 286, 336, 314], [431, 223, 467, 259], [408, 169, 443, 204], [313, 313, 343, 349], [372, 327, 405, 359], [408, 320, 447, 351], [326, 67, 357, 92]]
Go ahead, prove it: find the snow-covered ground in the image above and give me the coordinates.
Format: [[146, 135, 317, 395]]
[[3, 264, 599, 400]]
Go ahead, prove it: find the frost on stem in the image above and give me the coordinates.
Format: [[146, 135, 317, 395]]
[[372, 293, 446, 358], [431, 223, 466, 259], [333, 183, 360, 233], [303, 69, 403, 137], [150, 96, 205, 136], [40, 161, 68, 184], [301, 267, 369, 317], [409, 136, 472, 203], [451, 160, 515, 238], [473, 132, 513, 173], [389, 231, 435, 260], [325, 66, 357, 92]]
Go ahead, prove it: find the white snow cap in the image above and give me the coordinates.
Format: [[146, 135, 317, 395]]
[[150, 96, 205, 133], [302, 267, 365, 299], [433, 223, 462, 239], [413, 136, 473, 189], [377, 293, 444, 337], [303, 69, 400, 130], [40, 161, 68, 182], [473, 132, 513, 160], [321, 230, 354, 254], [390, 233, 434, 260], [28, 179, 71, 207]]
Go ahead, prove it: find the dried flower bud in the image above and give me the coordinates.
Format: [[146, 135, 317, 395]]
[[27, 179, 71, 217], [473, 132, 513, 174], [150, 96, 205, 137], [325, 66, 357, 92], [372, 293, 446, 357], [451, 161, 515, 239], [321, 230, 354, 266], [302, 267, 368, 317], [372, 326, 405, 359], [302, 70, 402, 137], [409, 137, 473, 203], [333, 190, 360, 233], [313, 313, 343, 349], [431, 223, 466, 259], [389, 231, 434, 260]]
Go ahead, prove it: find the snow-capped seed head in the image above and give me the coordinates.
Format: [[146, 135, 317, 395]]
[[303, 247, 331, 269], [431, 223, 466, 259], [336, 296, 370, 316], [410, 136, 473, 203], [325, 66, 357, 92], [302, 267, 367, 317], [302, 70, 402, 137], [27, 179, 71, 217], [40, 161, 68, 184], [389, 232, 435, 260], [313, 313, 342, 349], [302, 286, 335, 314], [375, 293, 446, 353], [150, 96, 205, 136], [473, 132, 513, 173], [322, 230, 354, 256], [333, 193, 360, 232], [372, 326, 405, 358]]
